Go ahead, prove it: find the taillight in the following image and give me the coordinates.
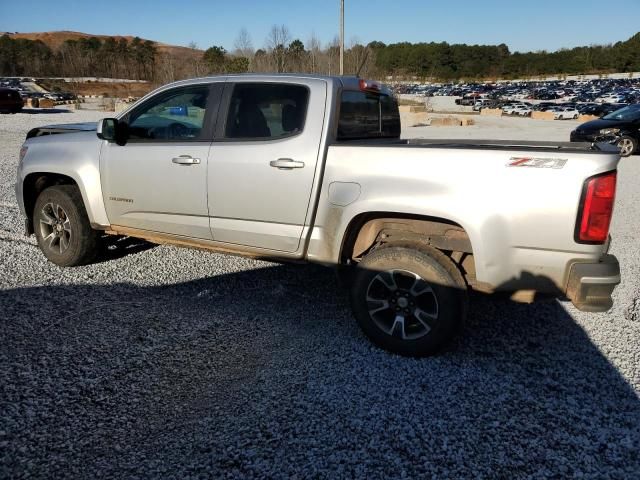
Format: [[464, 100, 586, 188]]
[[359, 79, 380, 92], [576, 171, 617, 243]]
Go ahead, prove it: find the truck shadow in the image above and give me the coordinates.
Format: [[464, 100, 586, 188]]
[[97, 234, 156, 262], [1, 263, 638, 477], [20, 108, 73, 114]]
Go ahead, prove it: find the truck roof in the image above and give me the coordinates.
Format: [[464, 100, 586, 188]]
[[160, 74, 394, 96]]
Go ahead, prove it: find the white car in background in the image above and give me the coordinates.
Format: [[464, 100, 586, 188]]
[[596, 93, 625, 104], [43, 92, 64, 101], [607, 95, 626, 104], [553, 107, 579, 120], [473, 99, 493, 111], [502, 104, 531, 116]]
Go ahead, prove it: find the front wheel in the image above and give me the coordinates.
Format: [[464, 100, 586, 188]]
[[350, 244, 468, 357], [33, 185, 100, 266], [617, 136, 637, 157]]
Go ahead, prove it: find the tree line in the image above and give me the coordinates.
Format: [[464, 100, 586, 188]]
[[373, 33, 640, 80], [0, 35, 157, 80], [177, 26, 374, 83], [1, 28, 639, 83]]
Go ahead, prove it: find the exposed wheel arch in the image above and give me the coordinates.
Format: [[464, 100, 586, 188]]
[[340, 212, 476, 285]]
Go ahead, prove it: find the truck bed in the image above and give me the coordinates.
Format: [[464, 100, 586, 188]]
[[336, 138, 620, 154]]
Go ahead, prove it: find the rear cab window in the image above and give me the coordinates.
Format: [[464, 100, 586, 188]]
[[337, 88, 400, 140]]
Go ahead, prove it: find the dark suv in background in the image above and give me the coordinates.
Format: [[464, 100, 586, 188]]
[[571, 104, 640, 157], [0, 87, 23, 113]]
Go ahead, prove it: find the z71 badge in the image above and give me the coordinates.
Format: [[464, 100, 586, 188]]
[[508, 157, 568, 169]]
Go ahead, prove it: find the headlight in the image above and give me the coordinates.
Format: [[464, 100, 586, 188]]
[[599, 128, 620, 136]]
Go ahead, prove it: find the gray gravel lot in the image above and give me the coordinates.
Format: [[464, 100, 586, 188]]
[[1, 109, 639, 479]]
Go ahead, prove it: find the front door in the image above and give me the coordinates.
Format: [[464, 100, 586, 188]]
[[101, 83, 221, 239], [208, 79, 327, 252]]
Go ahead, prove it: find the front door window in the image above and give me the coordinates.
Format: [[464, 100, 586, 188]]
[[128, 87, 211, 141]]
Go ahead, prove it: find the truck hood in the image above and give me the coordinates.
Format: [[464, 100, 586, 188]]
[[26, 122, 97, 139]]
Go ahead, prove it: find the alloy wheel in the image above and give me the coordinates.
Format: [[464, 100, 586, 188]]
[[365, 269, 439, 340], [39, 203, 72, 254], [618, 138, 635, 156]]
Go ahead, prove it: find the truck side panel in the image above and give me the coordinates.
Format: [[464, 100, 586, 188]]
[[307, 144, 620, 290]]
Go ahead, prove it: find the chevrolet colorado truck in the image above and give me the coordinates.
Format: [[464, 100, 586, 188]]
[[16, 75, 621, 356]]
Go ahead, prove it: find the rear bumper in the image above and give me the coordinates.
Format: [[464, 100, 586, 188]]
[[565, 254, 620, 312]]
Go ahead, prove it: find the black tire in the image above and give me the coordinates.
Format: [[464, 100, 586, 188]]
[[617, 136, 638, 157], [350, 244, 468, 357], [33, 185, 100, 267]]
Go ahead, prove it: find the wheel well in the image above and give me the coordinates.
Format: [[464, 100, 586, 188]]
[[23, 173, 78, 234], [341, 213, 477, 285]]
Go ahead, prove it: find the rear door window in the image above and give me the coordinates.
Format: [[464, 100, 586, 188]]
[[224, 83, 309, 140]]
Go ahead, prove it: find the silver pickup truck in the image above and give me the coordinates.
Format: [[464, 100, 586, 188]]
[[16, 74, 621, 356]]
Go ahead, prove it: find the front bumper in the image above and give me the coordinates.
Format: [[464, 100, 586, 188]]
[[570, 130, 597, 142], [566, 254, 620, 312], [15, 181, 25, 216], [14, 180, 32, 236]]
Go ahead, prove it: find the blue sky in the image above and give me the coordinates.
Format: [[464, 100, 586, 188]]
[[1, 0, 639, 53]]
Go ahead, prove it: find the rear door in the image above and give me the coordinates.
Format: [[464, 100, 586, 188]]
[[207, 79, 327, 252]]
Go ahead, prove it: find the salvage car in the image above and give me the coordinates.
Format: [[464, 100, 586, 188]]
[[571, 104, 640, 157], [16, 75, 622, 356]]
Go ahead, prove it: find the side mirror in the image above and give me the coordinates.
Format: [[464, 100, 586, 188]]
[[97, 118, 117, 141], [97, 118, 128, 146]]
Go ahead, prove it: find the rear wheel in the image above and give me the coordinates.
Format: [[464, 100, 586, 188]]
[[617, 136, 637, 157], [33, 185, 100, 266], [350, 244, 468, 357]]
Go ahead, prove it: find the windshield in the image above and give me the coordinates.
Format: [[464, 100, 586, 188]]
[[602, 105, 640, 121]]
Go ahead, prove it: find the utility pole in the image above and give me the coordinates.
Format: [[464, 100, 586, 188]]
[[339, 0, 344, 75]]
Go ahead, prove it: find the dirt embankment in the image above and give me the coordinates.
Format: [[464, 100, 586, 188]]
[[40, 79, 154, 98], [5, 31, 203, 59]]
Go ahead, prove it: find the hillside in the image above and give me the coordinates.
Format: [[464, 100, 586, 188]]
[[3, 30, 202, 59]]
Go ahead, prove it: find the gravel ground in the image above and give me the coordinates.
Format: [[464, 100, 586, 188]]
[[1, 108, 639, 479]]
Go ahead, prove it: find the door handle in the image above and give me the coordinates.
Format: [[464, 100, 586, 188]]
[[172, 155, 201, 165], [269, 158, 305, 169]]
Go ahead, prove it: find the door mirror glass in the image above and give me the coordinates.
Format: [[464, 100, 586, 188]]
[[97, 118, 117, 142], [97, 118, 129, 146]]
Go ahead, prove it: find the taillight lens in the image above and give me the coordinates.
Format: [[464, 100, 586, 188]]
[[359, 79, 380, 92], [577, 171, 616, 243]]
